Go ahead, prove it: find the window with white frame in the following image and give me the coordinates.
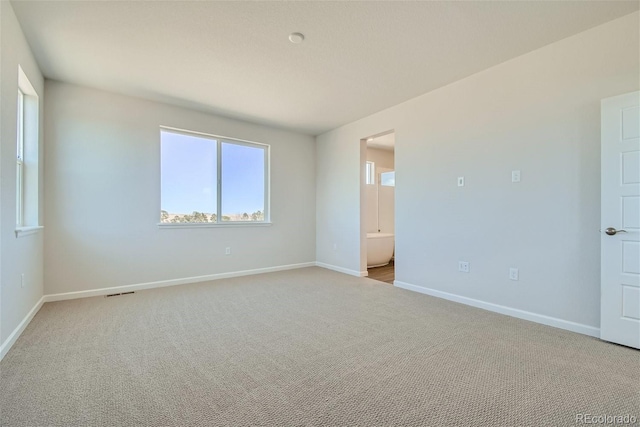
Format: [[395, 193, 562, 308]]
[[160, 128, 269, 224], [16, 66, 40, 233], [380, 171, 395, 187], [16, 89, 25, 225], [366, 161, 375, 185]]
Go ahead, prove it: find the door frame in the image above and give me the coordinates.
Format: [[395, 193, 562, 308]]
[[360, 130, 395, 275]]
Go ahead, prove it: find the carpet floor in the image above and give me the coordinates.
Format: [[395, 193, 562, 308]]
[[1, 267, 638, 426]]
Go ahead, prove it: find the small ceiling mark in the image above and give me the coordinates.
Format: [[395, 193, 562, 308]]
[[288, 32, 305, 44]]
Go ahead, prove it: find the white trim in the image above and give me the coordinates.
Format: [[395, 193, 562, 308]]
[[1, 268, 600, 361], [217, 135, 222, 221], [159, 125, 269, 149], [393, 280, 600, 338], [1, 263, 315, 360], [17, 65, 37, 97], [157, 222, 272, 229], [316, 262, 368, 277], [0, 296, 45, 361], [15, 225, 43, 238], [44, 262, 316, 302]]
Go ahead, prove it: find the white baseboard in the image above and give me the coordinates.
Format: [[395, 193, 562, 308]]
[[3, 266, 599, 363], [0, 296, 45, 361], [394, 280, 600, 338], [316, 262, 367, 277], [2, 263, 315, 361], [45, 262, 317, 302]]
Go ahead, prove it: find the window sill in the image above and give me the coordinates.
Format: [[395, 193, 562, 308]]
[[15, 226, 43, 238], [157, 222, 272, 229]]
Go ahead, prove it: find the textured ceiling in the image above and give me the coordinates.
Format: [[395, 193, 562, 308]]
[[11, 1, 639, 135]]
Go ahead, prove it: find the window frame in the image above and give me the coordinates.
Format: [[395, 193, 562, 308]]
[[380, 171, 395, 187], [158, 126, 271, 228], [16, 89, 25, 227], [15, 66, 42, 238], [366, 161, 375, 185]]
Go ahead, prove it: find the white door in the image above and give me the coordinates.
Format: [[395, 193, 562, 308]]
[[601, 91, 640, 349]]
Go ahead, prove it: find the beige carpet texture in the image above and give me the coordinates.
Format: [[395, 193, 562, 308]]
[[1, 267, 639, 426]]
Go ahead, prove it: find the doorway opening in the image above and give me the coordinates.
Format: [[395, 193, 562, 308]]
[[362, 131, 395, 284]]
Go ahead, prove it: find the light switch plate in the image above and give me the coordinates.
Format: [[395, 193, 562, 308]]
[[458, 176, 465, 187]]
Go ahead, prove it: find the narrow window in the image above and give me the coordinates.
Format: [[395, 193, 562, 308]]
[[15, 65, 40, 234], [16, 89, 24, 226], [366, 161, 375, 185]]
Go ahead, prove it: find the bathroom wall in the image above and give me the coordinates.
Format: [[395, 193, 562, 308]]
[[365, 147, 395, 234], [377, 174, 395, 234], [367, 147, 394, 170]]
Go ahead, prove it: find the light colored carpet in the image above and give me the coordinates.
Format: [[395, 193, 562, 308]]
[[1, 267, 638, 426]]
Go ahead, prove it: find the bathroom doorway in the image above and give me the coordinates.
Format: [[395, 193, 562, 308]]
[[363, 131, 395, 284]]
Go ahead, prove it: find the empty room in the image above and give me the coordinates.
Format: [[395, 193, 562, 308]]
[[1, 1, 639, 426]]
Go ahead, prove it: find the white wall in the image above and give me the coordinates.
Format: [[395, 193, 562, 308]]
[[0, 2, 45, 346], [44, 81, 316, 295], [316, 12, 640, 329]]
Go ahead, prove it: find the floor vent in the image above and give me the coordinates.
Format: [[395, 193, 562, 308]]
[[105, 291, 135, 298]]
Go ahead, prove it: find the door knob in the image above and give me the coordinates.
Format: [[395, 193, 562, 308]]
[[605, 227, 627, 236]]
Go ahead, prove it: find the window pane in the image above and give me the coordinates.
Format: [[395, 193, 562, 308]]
[[16, 90, 24, 226], [366, 161, 375, 185], [221, 142, 265, 221], [161, 131, 217, 223], [381, 171, 395, 187], [17, 90, 24, 160], [16, 162, 23, 226]]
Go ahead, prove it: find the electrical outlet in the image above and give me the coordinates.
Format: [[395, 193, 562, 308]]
[[509, 268, 519, 281], [333, 244, 337, 251], [457, 176, 465, 187], [511, 170, 521, 183], [225, 247, 231, 255], [458, 261, 470, 273], [21, 273, 25, 288]]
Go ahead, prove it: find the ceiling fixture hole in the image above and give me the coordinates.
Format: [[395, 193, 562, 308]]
[[289, 32, 305, 44]]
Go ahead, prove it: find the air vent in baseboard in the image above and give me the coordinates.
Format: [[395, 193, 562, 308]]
[[105, 291, 135, 298]]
